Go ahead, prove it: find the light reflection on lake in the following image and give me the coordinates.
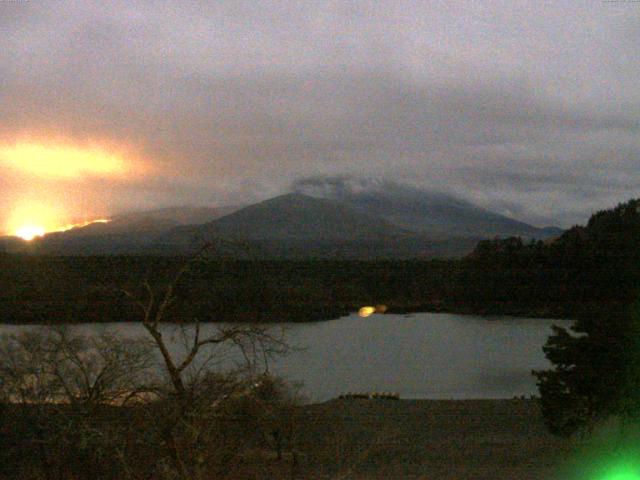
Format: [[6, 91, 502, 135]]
[[0, 312, 571, 402]]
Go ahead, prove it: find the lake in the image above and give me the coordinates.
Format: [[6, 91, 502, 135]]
[[0, 312, 571, 402]]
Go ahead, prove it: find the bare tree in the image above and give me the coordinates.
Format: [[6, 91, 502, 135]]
[[121, 244, 294, 480], [0, 327, 154, 480], [0, 243, 297, 480], [0, 327, 153, 407], [123, 244, 288, 397]]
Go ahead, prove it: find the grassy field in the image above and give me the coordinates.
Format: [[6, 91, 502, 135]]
[[284, 398, 578, 479]]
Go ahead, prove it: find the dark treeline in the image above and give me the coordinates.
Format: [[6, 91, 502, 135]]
[[1, 198, 639, 324], [0, 255, 456, 323], [455, 198, 640, 319]]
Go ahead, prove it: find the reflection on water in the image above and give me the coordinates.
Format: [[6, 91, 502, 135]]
[[0, 312, 571, 402]]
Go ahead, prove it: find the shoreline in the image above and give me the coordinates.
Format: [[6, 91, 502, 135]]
[[0, 308, 569, 325]]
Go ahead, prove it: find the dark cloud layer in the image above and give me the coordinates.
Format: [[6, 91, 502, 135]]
[[1, 0, 639, 229]]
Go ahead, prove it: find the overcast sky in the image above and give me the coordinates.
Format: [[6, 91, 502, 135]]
[[1, 0, 639, 230]]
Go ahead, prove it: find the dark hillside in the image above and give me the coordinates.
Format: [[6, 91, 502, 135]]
[[168, 193, 408, 242]]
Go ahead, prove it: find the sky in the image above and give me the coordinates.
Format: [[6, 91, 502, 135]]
[[1, 0, 639, 234]]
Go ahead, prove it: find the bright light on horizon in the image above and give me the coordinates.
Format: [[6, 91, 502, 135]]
[[12, 218, 112, 241], [1, 137, 137, 240], [6, 202, 112, 240], [359, 306, 376, 317], [358, 305, 388, 317], [15, 225, 46, 241]]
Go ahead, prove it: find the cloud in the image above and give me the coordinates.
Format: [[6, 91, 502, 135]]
[[0, 0, 639, 229]]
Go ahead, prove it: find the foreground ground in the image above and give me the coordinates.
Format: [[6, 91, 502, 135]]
[[283, 398, 578, 479], [0, 398, 595, 479]]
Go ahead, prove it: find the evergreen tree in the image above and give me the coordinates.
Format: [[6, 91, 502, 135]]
[[534, 300, 640, 436]]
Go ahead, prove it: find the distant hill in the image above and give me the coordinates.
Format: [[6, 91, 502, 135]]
[[1, 206, 239, 255], [77, 206, 240, 236], [294, 178, 562, 239]]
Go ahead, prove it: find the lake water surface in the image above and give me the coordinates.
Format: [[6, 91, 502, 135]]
[[0, 313, 571, 402]]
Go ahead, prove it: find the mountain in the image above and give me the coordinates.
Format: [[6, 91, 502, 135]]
[[162, 192, 480, 258], [1, 183, 563, 258], [167, 193, 407, 242], [293, 178, 563, 239]]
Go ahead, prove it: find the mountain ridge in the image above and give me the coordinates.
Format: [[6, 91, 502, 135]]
[[167, 192, 409, 244], [1, 184, 563, 257], [293, 177, 562, 239]]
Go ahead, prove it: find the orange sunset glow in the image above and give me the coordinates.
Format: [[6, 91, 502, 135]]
[[0, 141, 131, 179], [5, 202, 112, 240], [6, 204, 62, 239], [1, 138, 147, 239], [14, 225, 46, 241], [12, 218, 111, 241]]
